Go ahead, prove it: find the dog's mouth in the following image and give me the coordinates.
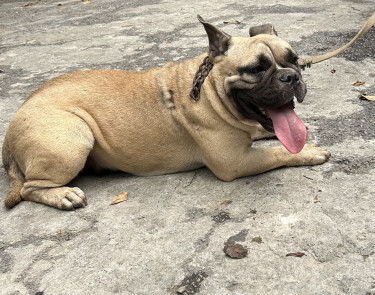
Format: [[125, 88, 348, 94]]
[[232, 94, 307, 154]]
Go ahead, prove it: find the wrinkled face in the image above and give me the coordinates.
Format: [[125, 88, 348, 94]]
[[222, 35, 307, 132]]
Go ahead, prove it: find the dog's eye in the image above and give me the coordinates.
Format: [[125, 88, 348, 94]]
[[238, 65, 265, 75], [291, 57, 299, 67], [250, 65, 266, 74]]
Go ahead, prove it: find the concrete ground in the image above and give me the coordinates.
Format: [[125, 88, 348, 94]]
[[0, 0, 374, 294]]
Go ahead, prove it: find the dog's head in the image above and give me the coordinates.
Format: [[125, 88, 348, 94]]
[[198, 16, 307, 153]]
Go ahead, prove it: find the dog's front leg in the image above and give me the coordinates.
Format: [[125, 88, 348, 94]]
[[200, 133, 330, 181]]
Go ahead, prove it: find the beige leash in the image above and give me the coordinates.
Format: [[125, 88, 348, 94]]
[[298, 12, 375, 68]]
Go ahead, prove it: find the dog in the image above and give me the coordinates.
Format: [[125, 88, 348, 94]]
[[2, 16, 330, 210]]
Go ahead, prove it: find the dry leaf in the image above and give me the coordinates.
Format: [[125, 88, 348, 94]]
[[220, 200, 233, 206], [110, 192, 128, 205], [223, 242, 248, 259], [353, 80, 365, 86], [23, 2, 36, 7], [224, 19, 241, 24], [57, 230, 62, 242], [313, 196, 320, 203], [251, 236, 262, 243], [286, 252, 306, 257], [359, 94, 375, 101]]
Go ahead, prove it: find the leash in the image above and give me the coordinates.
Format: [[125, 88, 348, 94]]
[[298, 12, 375, 68]]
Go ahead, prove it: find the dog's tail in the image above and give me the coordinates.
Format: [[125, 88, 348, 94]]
[[2, 138, 24, 208]]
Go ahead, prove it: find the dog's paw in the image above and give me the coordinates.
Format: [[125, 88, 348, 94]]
[[55, 187, 87, 210], [288, 144, 330, 166], [21, 186, 88, 210]]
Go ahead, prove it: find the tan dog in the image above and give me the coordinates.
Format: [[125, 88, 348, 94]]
[[2, 16, 330, 210]]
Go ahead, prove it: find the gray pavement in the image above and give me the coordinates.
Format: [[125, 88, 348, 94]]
[[0, 0, 374, 294]]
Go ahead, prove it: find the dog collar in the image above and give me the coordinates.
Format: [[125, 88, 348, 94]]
[[190, 56, 214, 101]]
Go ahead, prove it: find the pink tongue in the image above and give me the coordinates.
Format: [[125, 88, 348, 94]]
[[266, 103, 307, 154]]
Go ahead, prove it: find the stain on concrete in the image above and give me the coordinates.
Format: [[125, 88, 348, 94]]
[[0, 66, 36, 100], [324, 156, 375, 178], [310, 106, 375, 146], [336, 27, 375, 61], [226, 3, 321, 16], [185, 207, 208, 222], [0, 249, 13, 273], [212, 211, 231, 223], [227, 229, 249, 243], [194, 228, 214, 252], [0, 215, 99, 294], [171, 271, 208, 295], [290, 27, 375, 61]]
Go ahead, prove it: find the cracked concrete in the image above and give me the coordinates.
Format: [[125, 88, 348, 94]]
[[1, 0, 374, 294]]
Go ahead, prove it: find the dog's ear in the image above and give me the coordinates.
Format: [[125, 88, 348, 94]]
[[198, 15, 231, 59], [249, 24, 278, 37]]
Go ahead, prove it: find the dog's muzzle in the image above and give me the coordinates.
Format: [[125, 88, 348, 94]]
[[229, 68, 308, 154], [230, 68, 306, 121]]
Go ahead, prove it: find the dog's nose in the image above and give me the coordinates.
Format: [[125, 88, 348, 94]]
[[280, 72, 299, 84]]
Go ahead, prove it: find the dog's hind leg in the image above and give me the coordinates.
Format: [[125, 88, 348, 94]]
[[6, 109, 95, 210]]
